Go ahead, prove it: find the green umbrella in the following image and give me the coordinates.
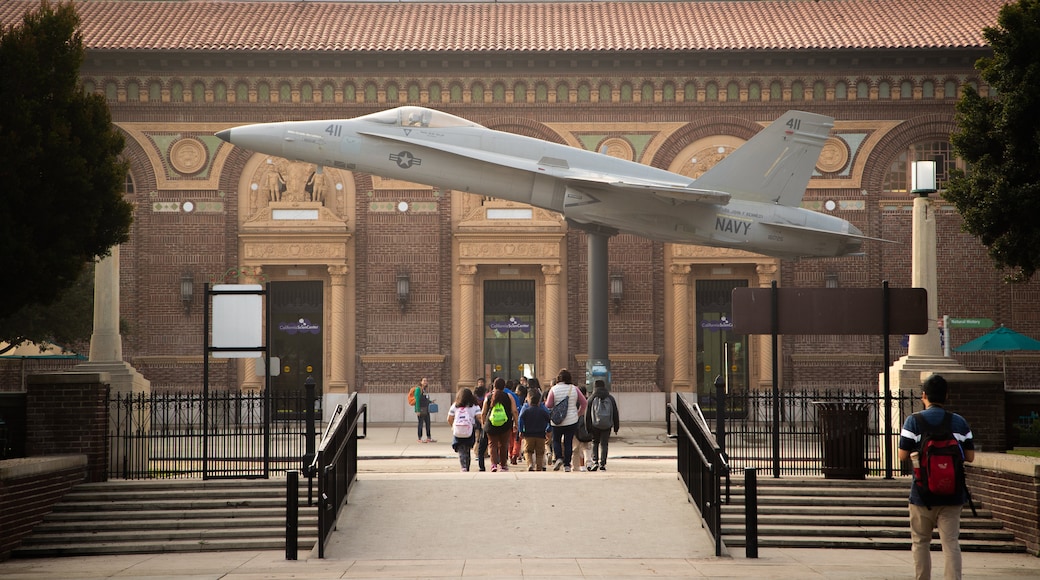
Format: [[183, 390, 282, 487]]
[[954, 325, 1040, 376]]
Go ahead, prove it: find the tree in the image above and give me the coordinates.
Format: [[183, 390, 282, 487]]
[[945, 0, 1040, 283], [0, 1, 132, 321], [0, 264, 94, 355]]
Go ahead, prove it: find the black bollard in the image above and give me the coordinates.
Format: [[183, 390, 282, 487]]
[[286, 470, 299, 560], [745, 468, 758, 558]]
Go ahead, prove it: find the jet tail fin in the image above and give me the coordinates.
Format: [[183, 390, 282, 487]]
[[692, 111, 834, 207]]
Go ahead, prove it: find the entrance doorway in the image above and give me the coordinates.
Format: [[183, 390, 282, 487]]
[[270, 281, 323, 417], [696, 279, 748, 395], [483, 280, 535, 383]]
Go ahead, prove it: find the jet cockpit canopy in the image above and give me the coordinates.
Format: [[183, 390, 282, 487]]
[[361, 106, 481, 129]]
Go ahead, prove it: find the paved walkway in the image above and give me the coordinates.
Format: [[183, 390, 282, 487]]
[[1, 423, 1036, 579]]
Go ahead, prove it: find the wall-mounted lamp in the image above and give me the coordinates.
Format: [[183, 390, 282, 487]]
[[180, 272, 194, 314], [396, 273, 410, 312], [824, 272, 839, 289], [610, 274, 623, 313], [910, 160, 937, 197]]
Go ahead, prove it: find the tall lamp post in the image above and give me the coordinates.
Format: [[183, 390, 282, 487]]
[[909, 160, 941, 358]]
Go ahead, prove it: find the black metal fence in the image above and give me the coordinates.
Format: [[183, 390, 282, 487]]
[[108, 390, 320, 479], [668, 393, 728, 557], [699, 388, 925, 477], [312, 394, 366, 559]]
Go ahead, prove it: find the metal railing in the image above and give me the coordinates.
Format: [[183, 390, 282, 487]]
[[108, 389, 320, 479], [309, 393, 366, 559], [667, 392, 728, 557]]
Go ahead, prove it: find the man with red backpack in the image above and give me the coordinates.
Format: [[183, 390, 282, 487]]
[[898, 374, 975, 580]]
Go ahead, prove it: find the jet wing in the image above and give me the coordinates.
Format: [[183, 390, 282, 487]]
[[762, 221, 896, 243], [357, 129, 730, 205]]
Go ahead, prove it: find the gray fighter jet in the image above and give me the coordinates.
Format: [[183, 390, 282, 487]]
[[217, 106, 880, 258]]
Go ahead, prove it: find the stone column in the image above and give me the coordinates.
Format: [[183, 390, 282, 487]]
[[240, 266, 265, 392], [909, 195, 941, 357], [542, 264, 562, 380], [670, 264, 691, 391], [327, 265, 350, 393], [457, 265, 478, 388], [756, 263, 779, 389]]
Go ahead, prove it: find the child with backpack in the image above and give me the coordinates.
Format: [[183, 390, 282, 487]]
[[585, 379, 620, 471], [480, 378, 518, 472], [518, 388, 551, 470], [447, 387, 482, 472], [897, 374, 975, 580]]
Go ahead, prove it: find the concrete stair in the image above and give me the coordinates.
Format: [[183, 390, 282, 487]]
[[11, 479, 319, 558], [720, 477, 1026, 553]]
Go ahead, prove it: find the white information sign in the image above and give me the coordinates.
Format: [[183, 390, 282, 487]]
[[212, 284, 263, 358]]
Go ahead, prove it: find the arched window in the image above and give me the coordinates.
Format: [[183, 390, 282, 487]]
[[407, 82, 420, 102], [900, 80, 913, 99], [769, 81, 782, 100], [791, 81, 804, 101], [726, 81, 739, 101], [151, 81, 163, 102], [835, 81, 847, 100], [944, 80, 958, 99], [883, 141, 961, 193], [535, 82, 548, 102], [386, 83, 399, 103], [748, 82, 761, 101], [450, 83, 463, 103], [662, 82, 675, 102], [705, 82, 718, 101], [301, 83, 313, 103], [857, 80, 870, 99], [813, 80, 826, 100], [364, 82, 377, 102], [599, 82, 612, 102], [257, 82, 270, 103], [83, 80, 96, 93], [922, 80, 934, 99], [619, 82, 632, 102], [193, 81, 205, 103], [213, 82, 226, 102], [323, 83, 335, 103], [126, 81, 140, 102], [170, 81, 184, 102], [577, 83, 591, 102], [513, 82, 526, 103], [429, 82, 442, 103], [278, 82, 291, 103], [878, 81, 891, 99], [641, 82, 654, 102], [684, 82, 697, 101], [492, 82, 505, 102], [556, 82, 569, 103], [472, 83, 485, 103], [124, 172, 135, 195]]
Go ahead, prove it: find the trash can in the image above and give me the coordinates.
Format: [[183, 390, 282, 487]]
[[813, 402, 869, 479]]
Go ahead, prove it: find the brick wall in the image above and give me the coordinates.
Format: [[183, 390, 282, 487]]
[[943, 372, 1006, 453], [25, 373, 109, 482], [966, 454, 1040, 556], [0, 456, 87, 561]]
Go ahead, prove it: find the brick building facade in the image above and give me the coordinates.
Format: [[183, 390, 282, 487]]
[[4, 0, 1039, 400]]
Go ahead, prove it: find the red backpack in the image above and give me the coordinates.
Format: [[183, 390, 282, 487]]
[[913, 411, 974, 514]]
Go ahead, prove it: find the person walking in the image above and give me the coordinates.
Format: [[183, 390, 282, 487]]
[[481, 378, 518, 472], [544, 368, 587, 472], [518, 388, 551, 470], [411, 376, 435, 443], [898, 374, 975, 580], [473, 378, 488, 471], [447, 388, 481, 472], [585, 379, 620, 471]]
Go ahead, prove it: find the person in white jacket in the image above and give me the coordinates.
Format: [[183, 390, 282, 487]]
[[543, 368, 588, 472]]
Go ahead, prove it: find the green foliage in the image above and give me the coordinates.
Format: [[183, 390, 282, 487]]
[[0, 1, 132, 320], [945, 0, 1040, 282], [0, 263, 94, 355]]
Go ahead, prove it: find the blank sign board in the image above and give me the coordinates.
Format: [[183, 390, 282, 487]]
[[212, 284, 263, 357], [731, 287, 928, 335]]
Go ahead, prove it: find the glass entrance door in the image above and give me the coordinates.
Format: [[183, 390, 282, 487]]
[[270, 281, 323, 418], [696, 279, 748, 395], [483, 280, 535, 383]]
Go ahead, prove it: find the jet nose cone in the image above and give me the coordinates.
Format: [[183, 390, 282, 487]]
[[214, 123, 284, 156], [216, 129, 231, 143]]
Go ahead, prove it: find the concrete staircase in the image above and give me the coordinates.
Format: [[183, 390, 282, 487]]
[[11, 479, 318, 558], [721, 477, 1026, 552]]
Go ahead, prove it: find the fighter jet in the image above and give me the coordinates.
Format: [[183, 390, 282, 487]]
[[217, 106, 881, 258]]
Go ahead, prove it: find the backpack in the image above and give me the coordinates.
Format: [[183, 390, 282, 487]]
[[489, 402, 508, 427], [452, 407, 474, 438], [550, 387, 571, 425], [576, 415, 592, 442], [590, 396, 614, 430], [913, 411, 968, 503], [407, 386, 417, 406]]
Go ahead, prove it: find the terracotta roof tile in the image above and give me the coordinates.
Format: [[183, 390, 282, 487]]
[[0, 0, 1005, 53]]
